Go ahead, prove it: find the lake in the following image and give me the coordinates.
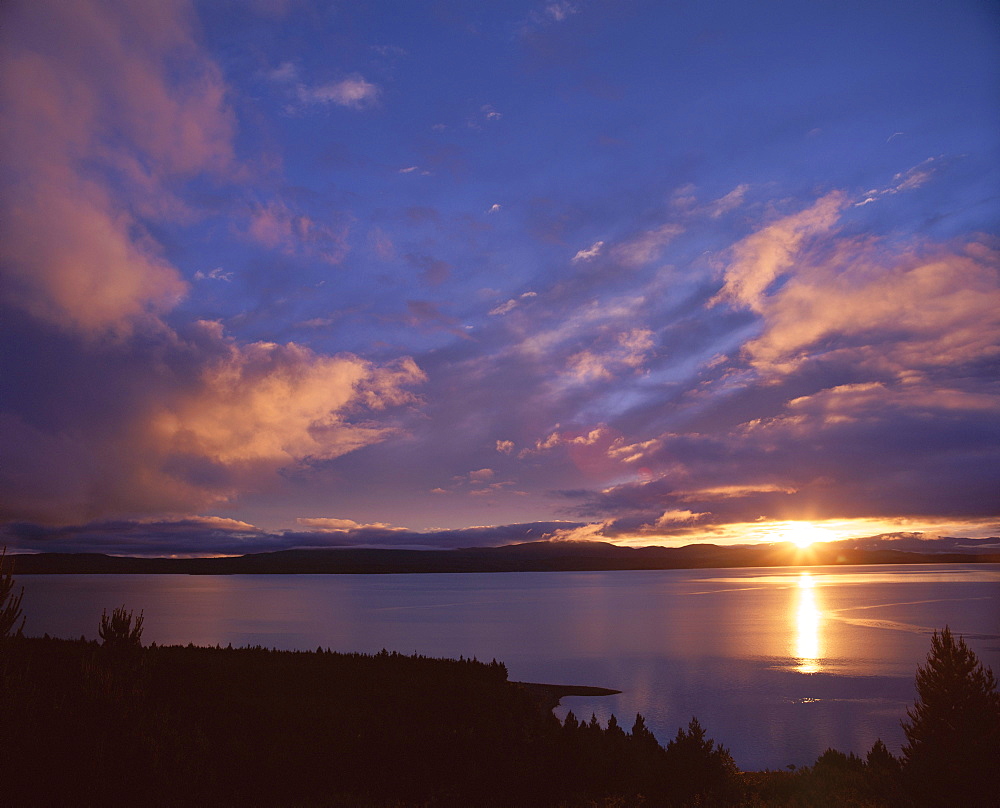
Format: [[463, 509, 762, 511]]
[[16, 563, 1000, 770]]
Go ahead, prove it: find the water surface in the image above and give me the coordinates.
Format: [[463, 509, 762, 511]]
[[18, 564, 1000, 770]]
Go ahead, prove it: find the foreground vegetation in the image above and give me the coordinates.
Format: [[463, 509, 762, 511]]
[[2, 556, 998, 805]]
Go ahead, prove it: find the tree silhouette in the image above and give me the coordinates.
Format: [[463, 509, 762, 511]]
[[0, 548, 25, 640], [664, 716, 738, 804], [99, 605, 144, 651], [901, 626, 1000, 807]]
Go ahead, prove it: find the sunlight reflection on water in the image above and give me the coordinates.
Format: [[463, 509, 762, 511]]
[[794, 572, 822, 673]]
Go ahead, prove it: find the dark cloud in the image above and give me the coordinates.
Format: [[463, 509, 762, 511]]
[[1, 519, 587, 556]]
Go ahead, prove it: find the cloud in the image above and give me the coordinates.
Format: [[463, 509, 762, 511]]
[[611, 223, 684, 267], [544, 2, 579, 22], [565, 328, 655, 382], [566, 363, 1000, 535], [521, 1, 580, 33], [403, 300, 468, 337], [405, 253, 451, 286], [739, 239, 1000, 375], [708, 184, 749, 218], [516, 295, 646, 360], [710, 192, 846, 313], [854, 156, 943, 206], [296, 75, 379, 109], [268, 62, 379, 111], [0, 516, 267, 557], [496, 440, 515, 454], [267, 61, 298, 82], [521, 425, 611, 457], [0, 519, 590, 555], [0, 319, 426, 525], [489, 299, 519, 316], [653, 509, 709, 528], [489, 291, 536, 316], [0, 0, 235, 335], [247, 201, 351, 264], [152, 329, 423, 467], [194, 267, 235, 282], [677, 484, 798, 501], [572, 240, 605, 262], [368, 227, 396, 261], [295, 517, 402, 532]]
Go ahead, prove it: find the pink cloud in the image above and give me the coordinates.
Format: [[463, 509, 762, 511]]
[[0, 0, 235, 335], [611, 223, 684, 267], [564, 328, 655, 382], [711, 192, 846, 313], [247, 201, 352, 264]]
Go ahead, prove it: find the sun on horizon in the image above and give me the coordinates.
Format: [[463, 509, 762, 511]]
[[776, 522, 836, 549]]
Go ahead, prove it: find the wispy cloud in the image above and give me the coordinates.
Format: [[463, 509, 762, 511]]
[[194, 267, 235, 282], [710, 192, 845, 313], [247, 200, 352, 264], [572, 240, 604, 262], [296, 76, 379, 108], [854, 156, 943, 206], [611, 223, 684, 267], [269, 63, 379, 110], [521, 1, 580, 33], [564, 328, 655, 382], [708, 184, 749, 218]]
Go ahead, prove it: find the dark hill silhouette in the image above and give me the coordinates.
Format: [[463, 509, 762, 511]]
[[11, 536, 999, 574]]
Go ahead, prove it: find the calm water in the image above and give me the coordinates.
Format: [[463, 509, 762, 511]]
[[17, 564, 1000, 770]]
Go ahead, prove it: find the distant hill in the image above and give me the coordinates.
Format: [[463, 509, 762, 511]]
[[11, 536, 1000, 574]]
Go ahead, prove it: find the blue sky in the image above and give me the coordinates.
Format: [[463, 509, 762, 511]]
[[1, 0, 998, 555]]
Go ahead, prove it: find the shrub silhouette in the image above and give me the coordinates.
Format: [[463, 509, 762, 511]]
[[901, 626, 1000, 807], [99, 605, 144, 650]]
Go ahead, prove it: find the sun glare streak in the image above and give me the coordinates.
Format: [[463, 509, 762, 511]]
[[794, 571, 822, 673]]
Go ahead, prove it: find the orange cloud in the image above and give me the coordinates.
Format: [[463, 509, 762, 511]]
[[295, 517, 403, 532], [712, 191, 1000, 377], [744, 241, 1000, 375], [0, 322, 426, 525], [152, 326, 425, 466], [711, 192, 845, 313]]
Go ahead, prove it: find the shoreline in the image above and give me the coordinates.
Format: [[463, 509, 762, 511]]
[[515, 681, 622, 711]]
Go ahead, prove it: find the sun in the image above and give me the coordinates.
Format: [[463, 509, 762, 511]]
[[779, 522, 833, 549]]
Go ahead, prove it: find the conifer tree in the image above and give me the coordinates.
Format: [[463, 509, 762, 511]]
[[629, 713, 658, 749], [666, 718, 737, 804], [0, 548, 25, 640], [901, 627, 1000, 807]]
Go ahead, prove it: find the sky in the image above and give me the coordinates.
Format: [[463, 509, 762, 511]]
[[1, 0, 998, 556]]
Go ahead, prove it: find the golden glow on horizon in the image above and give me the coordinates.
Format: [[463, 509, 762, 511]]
[[794, 571, 822, 673], [598, 516, 998, 550], [774, 521, 835, 548]]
